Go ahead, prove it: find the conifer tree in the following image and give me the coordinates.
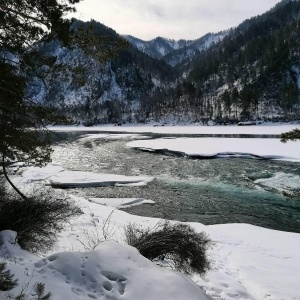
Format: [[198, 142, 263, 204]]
[[0, 262, 18, 291], [0, 1, 126, 198], [281, 129, 300, 142]]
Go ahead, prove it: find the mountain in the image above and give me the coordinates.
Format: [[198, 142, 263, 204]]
[[189, 0, 300, 121], [157, 0, 300, 123], [125, 32, 228, 67], [27, 0, 300, 124], [28, 20, 173, 125], [161, 31, 228, 67], [124, 35, 194, 60]]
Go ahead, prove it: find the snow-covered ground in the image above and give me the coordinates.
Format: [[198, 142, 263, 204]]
[[0, 229, 209, 300], [48, 123, 300, 135], [127, 137, 300, 162], [1, 164, 300, 300]]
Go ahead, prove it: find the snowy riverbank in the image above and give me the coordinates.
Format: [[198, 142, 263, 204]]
[[47, 122, 300, 135], [1, 163, 299, 300]]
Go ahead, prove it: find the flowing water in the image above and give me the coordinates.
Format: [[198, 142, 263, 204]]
[[51, 131, 300, 233]]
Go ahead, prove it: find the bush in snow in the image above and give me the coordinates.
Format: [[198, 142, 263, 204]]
[[0, 262, 18, 291], [3, 282, 52, 300], [30, 282, 52, 300], [0, 189, 81, 252], [125, 221, 212, 276]]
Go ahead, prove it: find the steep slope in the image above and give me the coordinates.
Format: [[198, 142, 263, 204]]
[[28, 20, 173, 125], [162, 31, 228, 67], [27, 0, 300, 124], [175, 0, 300, 122], [125, 32, 228, 67], [124, 35, 193, 60]]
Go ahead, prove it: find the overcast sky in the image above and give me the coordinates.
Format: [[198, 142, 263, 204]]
[[73, 0, 281, 41]]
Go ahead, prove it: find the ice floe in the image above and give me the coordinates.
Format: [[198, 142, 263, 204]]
[[89, 197, 155, 208], [11, 164, 154, 189], [49, 171, 154, 188], [77, 133, 150, 142], [10, 164, 155, 210], [255, 172, 300, 193], [127, 137, 300, 162]]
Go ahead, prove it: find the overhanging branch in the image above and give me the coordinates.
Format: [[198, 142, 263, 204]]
[[0, 4, 51, 29]]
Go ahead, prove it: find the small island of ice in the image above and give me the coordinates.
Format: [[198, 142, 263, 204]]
[[127, 137, 300, 162]]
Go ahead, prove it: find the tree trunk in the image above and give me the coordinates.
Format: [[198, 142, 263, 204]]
[[2, 155, 28, 201]]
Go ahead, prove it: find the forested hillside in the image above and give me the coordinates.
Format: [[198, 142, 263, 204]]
[[167, 0, 300, 123], [124, 35, 194, 60], [28, 0, 300, 124], [28, 20, 173, 125]]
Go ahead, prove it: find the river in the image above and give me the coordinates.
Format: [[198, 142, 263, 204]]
[[51, 131, 300, 233]]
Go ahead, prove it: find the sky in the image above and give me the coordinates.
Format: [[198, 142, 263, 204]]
[[73, 0, 281, 41]]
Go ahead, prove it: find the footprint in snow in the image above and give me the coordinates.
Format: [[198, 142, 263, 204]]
[[101, 271, 127, 295]]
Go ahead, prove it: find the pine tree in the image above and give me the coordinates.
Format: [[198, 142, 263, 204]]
[[0, 1, 125, 198], [281, 129, 300, 142], [33, 283, 51, 300], [222, 90, 232, 117], [0, 262, 18, 291]]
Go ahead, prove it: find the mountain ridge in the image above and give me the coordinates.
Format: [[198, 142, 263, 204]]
[[27, 0, 300, 124], [124, 31, 229, 67]]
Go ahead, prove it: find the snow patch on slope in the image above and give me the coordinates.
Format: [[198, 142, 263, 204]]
[[100, 63, 123, 102]]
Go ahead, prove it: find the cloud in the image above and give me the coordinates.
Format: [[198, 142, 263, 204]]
[[73, 0, 281, 40]]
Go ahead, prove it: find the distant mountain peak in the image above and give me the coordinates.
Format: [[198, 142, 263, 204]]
[[124, 32, 228, 65]]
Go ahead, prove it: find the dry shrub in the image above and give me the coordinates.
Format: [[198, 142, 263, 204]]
[[0, 189, 81, 252], [125, 221, 212, 276]]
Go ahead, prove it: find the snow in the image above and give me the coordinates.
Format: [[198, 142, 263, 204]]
[[202, 32, 227, 49], [77, 133, 150, 141], [8, 163, 64, 195], [127, 137, 300, 162], [0, 231, 209, 300], [2, 194, 300, 300], [200, 223, 300, 300], [47, 123, 300, 135], [11, 164, 154, 189], [255, 172, 300, 193], [100, 64, 123, 101], [49, 171, 154, 188], [20, 163, 64, 182], [89, 198, 155, 208], [2, 129, 300, 299], [2, 159, 300, 299], [79, 133, 139, 139], [0, 230, 22, 258]]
